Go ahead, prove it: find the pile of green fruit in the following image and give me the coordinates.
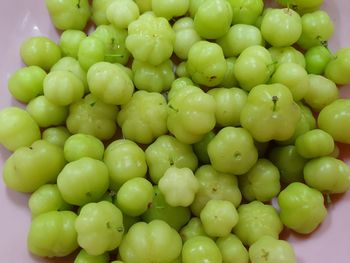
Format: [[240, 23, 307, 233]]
[[1, 0, 350, 262]]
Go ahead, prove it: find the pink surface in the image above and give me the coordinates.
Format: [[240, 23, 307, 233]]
[[0, 1, 350, 262]]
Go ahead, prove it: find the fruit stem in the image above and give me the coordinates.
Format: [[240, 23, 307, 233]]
[[168, 104, 179, 113], [286, 0, 298, 11], [105, 54, 124, 58], [317, 36, 328, 48], [272, 95, 278, 111]]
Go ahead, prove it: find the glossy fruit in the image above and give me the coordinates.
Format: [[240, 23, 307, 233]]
[[117, 90, 168, 144], [233, 201, 283, 246], [216, 234, 249, 263], [63, 133, 104, 162], [116, 177, 153, 217], [240, 83, 301, 142], [75, 201, 124, 255], [304, 156, 350, 194], [145, 135, 198, 184], [249, 236, 297, 263], [28, 211, 78, 257], [295, 129, 334, 158], [234, 45, 274, 91], [278, 182, 327, 234], [208, 127, 258, 175], [104, 139, 147, 190], [182, 236, 222, 263], [186, 41, 227, 87], [270, 62, 309, 101], [0, 107, 41, 151], [317, 99, 350, 143], [269, 145, 307, 184], [261, 8, 302, 47], [297, 10, 334, 50], [119, 220, 182, 263], [200, 199, 239, 237], [191, 165, 242, 216], [180, 217, 208, 242], [194, 0, 232, 39], [45, 0, 91, 30], [239, 159, 281, 202], [28, 184, 73, 217], [126, 12, 175, 66], [8, 66, 46, 103], [158, 166, 199, 207], [66, 93, 119, 141], [228, 0, 264, 25], [3, 140, 66, 193], [142, 186, 191, 231], [325, 47, 350, 85], [57, 157, 109, 206], [20, 36, 61, 71]]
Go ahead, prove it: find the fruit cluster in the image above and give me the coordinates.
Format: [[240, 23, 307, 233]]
[[1, 0, 350, 262]]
